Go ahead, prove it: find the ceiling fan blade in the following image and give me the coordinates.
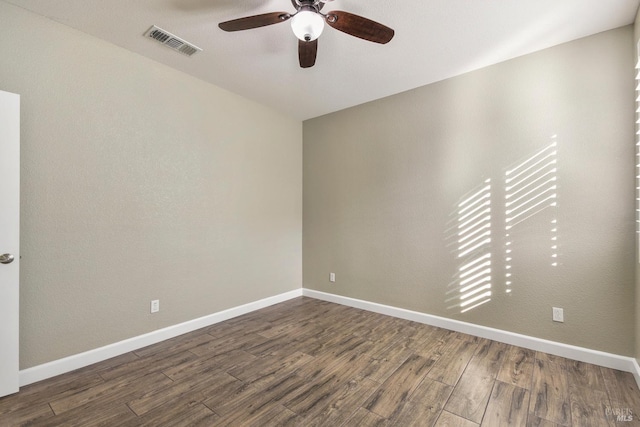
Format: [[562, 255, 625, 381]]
[[299, 39, 318, 68], [325, 10, 394, 44], [219, 12, 291, 32]]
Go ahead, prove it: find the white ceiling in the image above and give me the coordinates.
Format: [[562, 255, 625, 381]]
[[4, 0, 639, 120]]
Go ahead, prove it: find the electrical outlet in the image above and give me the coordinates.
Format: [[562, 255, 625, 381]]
[[552, 307, 564, 322], [329, 273, 336, 283], [151, 299, 160, 313]]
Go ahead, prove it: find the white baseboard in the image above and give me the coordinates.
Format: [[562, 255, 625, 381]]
[[19, 287, 640, 391], [19, 289, 303, 387], [633, 358, 640, 390], [303, 289, 640, 379]]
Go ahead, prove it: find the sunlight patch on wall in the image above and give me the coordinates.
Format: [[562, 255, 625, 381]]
[[446, 179, 492, 313], [504, 137, 559, 294], [446, 138, 560, 311]]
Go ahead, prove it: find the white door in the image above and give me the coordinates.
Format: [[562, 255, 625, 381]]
[[0, 90, 20, 397]]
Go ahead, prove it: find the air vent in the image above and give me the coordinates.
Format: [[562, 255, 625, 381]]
[[145, 25, 202, 57]]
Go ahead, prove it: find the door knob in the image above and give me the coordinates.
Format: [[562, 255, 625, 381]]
[[0, 254, 15, 264]]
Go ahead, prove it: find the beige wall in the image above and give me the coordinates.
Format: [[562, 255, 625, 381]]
[[635, 7, 640, 364], [304, 26, 636, 356], [0, 0, 635, 369], [0, 2, 302, 368]]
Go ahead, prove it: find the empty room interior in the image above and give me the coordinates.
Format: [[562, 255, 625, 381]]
[[2, 0, 640, 425]]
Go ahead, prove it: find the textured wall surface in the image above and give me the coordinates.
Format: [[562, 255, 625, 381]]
[[304, 27, 635, 356], [635, 8, 640, 364], [0, 0, 635, 369], [0, 2, 302, 368]]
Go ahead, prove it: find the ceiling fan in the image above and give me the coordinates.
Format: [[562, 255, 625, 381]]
[[218, 0, 395, 68]]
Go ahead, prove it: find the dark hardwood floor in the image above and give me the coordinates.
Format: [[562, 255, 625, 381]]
[[1, 297, 639, 426]]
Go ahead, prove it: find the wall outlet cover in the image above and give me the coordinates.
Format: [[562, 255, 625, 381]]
[[552, 307, 564, 322]]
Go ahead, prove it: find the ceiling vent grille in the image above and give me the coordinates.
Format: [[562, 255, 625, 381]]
[[145, 25, 202, 57]]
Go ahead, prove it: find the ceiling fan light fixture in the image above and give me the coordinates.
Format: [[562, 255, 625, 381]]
[[291, 10, 324, 42]]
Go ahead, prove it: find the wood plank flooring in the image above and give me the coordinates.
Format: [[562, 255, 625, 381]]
[[1, 297, 639, 426]]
